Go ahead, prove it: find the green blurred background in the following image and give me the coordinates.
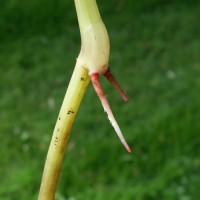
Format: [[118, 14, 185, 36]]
[[0, 0, 200, 199]]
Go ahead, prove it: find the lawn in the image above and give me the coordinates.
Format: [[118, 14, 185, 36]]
[[0, 0, 200, 199]]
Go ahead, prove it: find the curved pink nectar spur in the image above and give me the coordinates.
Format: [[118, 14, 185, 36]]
[[104, 69, 128, 102], [90, 72, 132, 153]]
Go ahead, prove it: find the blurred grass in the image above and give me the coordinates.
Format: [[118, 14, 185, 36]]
[[0, 0, 200, 199]]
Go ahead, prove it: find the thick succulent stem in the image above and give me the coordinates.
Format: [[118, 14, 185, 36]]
[[75, 0, 110, 75]]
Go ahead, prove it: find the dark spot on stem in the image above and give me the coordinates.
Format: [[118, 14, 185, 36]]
[[81, 77, 85, 81], [67, 109, 74, 114]]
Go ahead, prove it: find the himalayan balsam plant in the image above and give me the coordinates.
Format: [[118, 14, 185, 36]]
[[38, 0, 131, 199]]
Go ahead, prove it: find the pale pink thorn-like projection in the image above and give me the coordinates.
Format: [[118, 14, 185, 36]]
[[104, 69, 129, 102], [90, 72, 132, 153]]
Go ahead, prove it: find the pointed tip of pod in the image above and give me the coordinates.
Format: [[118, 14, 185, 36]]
[[90, 72, 132, 154]]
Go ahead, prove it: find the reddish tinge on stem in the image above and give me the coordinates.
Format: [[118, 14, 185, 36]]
[[90, 71, 132, 153]]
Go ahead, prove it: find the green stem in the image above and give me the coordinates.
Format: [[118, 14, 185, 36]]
[[38, 66, 90, 200], [75, 0, 101, 30], [38, 0, 110, 199]]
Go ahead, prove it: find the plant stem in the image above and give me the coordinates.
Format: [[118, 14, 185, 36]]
[[74, 0, 101, 30], [74, 0, 110, 75], [38, 1, 105, 198], [38, 0, 130, 199], [38, 66, 90, 200]]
